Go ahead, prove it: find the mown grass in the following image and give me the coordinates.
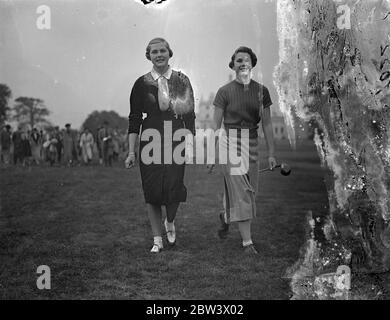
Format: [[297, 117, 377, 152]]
[[0, 140, 329, 299]]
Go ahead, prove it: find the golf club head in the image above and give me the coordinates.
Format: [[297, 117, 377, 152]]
[[280, 163, 291, 176]]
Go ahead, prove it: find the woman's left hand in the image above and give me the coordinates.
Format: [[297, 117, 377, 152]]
[[268, 156, 277, 171]]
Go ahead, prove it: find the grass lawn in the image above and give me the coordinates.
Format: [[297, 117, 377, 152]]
[[0, 139, 329, 299]]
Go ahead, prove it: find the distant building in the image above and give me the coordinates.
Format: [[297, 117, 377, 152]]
[[258, 113, 311, 140], [195, 93, 216, 131], [196, 94, 294, 140], [267, 115, 288, 140]]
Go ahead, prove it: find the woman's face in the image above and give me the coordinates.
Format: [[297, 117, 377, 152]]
[[233, 52, 252, 75], [149, 42, 170, 70]]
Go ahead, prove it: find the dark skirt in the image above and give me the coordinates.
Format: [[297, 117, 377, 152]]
[[21, 140, 32, 157], [139, 113, 187, 205]]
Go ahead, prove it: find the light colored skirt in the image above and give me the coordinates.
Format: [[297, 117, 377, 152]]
[[219, 131, 259, 223], [31, 144, 41, 162], [81, 143, 93, 162]]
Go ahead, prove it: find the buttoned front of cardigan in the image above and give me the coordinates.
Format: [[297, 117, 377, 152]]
[[128, 69, 196, 205]]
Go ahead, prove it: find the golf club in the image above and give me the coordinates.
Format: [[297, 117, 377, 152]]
[[259, 163, 291, 176]]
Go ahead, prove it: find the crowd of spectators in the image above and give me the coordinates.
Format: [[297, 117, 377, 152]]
[[0, 121, 128, 168]]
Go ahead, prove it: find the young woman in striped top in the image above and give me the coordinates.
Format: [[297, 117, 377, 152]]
[[212, 46, 277, 254]]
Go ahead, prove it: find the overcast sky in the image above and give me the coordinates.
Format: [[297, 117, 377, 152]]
[[0, 0, 279, 128]]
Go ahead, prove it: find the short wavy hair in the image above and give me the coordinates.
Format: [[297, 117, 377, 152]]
[[145, 38, 173, 61], [229, 46, 257, 69]]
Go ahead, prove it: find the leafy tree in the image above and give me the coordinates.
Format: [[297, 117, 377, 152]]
[[0, 84, 12, 126], [13, 97, 51, 129], [81, 110, 128, 136]]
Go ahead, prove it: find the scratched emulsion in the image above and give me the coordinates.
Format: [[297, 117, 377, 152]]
[[274, 0, 390, 299]]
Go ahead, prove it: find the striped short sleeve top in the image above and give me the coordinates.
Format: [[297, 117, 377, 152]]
[[213, 80, 272, 137]]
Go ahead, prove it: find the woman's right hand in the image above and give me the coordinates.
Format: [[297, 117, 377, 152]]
[[125, 153, 136, 169]]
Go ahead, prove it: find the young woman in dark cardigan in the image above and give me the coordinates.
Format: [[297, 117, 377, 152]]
[[125, 38, 196, 253]]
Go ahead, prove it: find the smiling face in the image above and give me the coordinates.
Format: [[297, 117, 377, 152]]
[[149, 42, 170, 73], [233, 52, 253, 76]]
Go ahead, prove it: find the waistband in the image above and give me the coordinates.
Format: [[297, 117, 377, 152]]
[[223, 125, 258, 139]]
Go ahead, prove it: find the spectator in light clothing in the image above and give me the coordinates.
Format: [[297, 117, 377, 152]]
[[80, 128, 94, 165], [30, 128, 42, 165]]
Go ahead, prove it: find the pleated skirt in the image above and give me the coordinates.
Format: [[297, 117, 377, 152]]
[[219, 131, 259, 223]]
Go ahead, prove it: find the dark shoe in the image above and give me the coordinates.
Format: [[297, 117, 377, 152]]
[[218, 213, 229, 239], [243, 244, 259, 255]]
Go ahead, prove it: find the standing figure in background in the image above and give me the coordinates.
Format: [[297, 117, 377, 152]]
[[80, 128, 94, 165], [76, 131, 82, 162], [62, 123, 77, 166], [112, 129, 120, 162], [30, 128, 42, 165], [98, 121, 114, 167], [1, 125, 12, 165], [96, 126, 103, 165], [39, 130, 45, 161], [21, 132, 32, 166], [48, 137, 58, 166], [12, 126, 23, 165], [103, 135, 114, 167], [43, 131, 58, 166], [54, 126, 63, 164]]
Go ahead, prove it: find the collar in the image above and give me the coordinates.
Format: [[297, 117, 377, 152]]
[[151, 66, 172, 81]]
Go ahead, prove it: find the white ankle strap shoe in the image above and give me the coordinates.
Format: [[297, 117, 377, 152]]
[[164, 219, 176, 246], [150, 243, 163, 253]]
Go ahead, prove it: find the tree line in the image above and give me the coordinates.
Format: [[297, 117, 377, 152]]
[[0, 83, 128, 134], [0, 84, 50, 129]]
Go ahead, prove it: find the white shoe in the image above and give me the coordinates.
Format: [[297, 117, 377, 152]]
[[164, 219, 176, 246], [150, 243, 163, 253]]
